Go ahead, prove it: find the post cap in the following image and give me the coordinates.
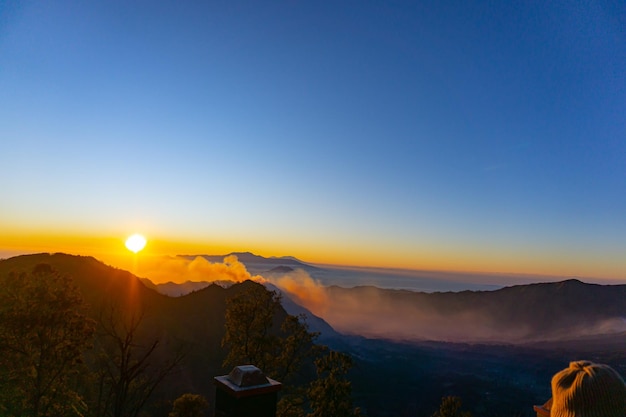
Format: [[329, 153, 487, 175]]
[[214, 365, 282, 398], [228, 365, 268, 387]]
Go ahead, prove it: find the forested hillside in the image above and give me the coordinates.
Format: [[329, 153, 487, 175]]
[[2, 253, 625, 417], [0, 253, 356, 417]]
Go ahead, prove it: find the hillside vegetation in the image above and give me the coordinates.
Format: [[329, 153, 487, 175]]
[[2, 253, 625, 417], [0, 253, 358, 417]]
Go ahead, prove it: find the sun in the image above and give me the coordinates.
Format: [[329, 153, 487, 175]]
[[125, 234, 147, 253]]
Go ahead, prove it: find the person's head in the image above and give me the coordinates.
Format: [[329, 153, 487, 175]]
[[551, 360, 626, 417]]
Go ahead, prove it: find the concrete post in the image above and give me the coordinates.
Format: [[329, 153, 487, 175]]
[[214, 365, 282, 417]]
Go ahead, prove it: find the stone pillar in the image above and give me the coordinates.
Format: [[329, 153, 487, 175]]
[[214, 365, 282, 417]]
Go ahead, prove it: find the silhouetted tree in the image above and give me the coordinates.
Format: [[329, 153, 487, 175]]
[[431, 396, 473, 417], [276, 389, 307, 417], [307, 350, 360, 417], [276, 314, 319, 382], [222, 283, 317, 382], [168, 393, 209, 417], [222, 283, 282, 372], [0, 264, 95, 417], [92, 304, 184, 417], [222, 283, 359, 417]]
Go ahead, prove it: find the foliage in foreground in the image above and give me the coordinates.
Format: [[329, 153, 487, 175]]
[[431, 396, 473, 417], [222, 282, 361, 417], [0, 264, 96, 417], [0, 261, 362, 417], [0, 262, 182, 417], [168, 393, 209, 417], [307, 350, 361, 417]]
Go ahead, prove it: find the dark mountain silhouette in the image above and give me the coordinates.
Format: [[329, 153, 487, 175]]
[[183, 252, 319, 273], [3, 253, 625, 417], [325, 279, 626, 342], [266, 265, 295, 274], [0, 253, 296, 413], [138, 275, 339, 341], [270, 255, 304, 262], [138, 276, 160, 291], [141, 278, 234, 297]]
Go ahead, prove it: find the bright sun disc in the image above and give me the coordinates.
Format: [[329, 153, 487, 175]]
[[125, 234, 147, 253]]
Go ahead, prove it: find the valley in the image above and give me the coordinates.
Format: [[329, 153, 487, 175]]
[[1, 253, 624, 417]]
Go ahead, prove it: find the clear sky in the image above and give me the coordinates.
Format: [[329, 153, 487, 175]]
[[1, 1, 625, 280]]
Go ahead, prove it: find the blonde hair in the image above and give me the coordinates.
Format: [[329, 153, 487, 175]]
[[551, 361, 626, 417]]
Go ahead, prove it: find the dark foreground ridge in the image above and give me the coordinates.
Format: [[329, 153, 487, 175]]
[[1, 253, 625, 417]]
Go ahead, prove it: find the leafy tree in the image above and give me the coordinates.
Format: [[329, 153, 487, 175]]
[[431, 396, 473, 417], [276, 388, 307, 417], [276, 314, 319, 382], [306, 350, 360, 417], [168, 393, 209, 417], [222, 283, 359, 417], [0, 264, 95, 417], [222, 283, 283, 374], [222, 283, 317, 382]]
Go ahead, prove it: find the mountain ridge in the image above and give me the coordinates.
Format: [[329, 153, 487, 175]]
[[181, 252, 319, 272], [323, 279, 626, 343], [0, 253, 296, 408], [2, 253, 625, 417]]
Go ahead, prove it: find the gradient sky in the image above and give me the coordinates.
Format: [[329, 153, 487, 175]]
[[1, 1, 625, 280]]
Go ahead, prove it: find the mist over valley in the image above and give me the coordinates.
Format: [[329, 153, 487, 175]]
[[3, 1, 626, 415], [144, 253, 626, 345], [2, 252, 625, 417]]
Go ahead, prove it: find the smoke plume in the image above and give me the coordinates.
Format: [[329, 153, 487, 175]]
[[265, 269, 626, 343], [140, 254, 263, 284], [140, 258, 626, 344]]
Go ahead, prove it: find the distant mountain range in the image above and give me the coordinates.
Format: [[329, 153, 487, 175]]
[[144, 252, 626, 344], [177, 252, 507, 292], [182, 252, 318, 274], [138, 278, 338, 340], [323, 280, 626, 343], [140, 278, 236, 297], [0, 253, 300, 411], [2, 253, 626, 416]]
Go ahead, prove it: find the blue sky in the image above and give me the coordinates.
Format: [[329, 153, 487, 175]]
[[1, 1, 625, 279]]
